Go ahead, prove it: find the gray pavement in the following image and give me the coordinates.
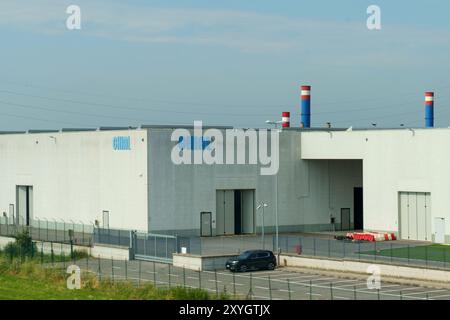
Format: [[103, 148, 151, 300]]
[[63, 257, 450, 300]]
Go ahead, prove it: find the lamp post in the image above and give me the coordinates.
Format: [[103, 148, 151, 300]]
[[257, 202, 268, 249], [265, 120, 282, 129]]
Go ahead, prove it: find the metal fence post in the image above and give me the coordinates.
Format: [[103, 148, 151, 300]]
[[425, 246, 428, 268], [330, 283, 333, 300], [407, 245, 410, 265], [198, 269, 202, 290], [268, 275, 272, 300], [377, 289, 380, 300], [309, 280, 312, 300], [183, 266, 186, 288], [343, 241, 346, 259], [358, 242, 361, 261], [444, 248, 447, 269], [374, 241, 377, 261], [153, 261, 156, 285], [328, 239, 331, 258], [248, 273, 253, 300], [353, 285, 357, 300], [287, 279, 291, 300], [125, 259, 128, 280], [214, 270, 219, 297], [168, 264, 172, 288], [111, 257, 114, 284], [232, 271, 235, 296], [62, 245, 66, 269], [313, 238, 316, 256], [390, 243, 393, 263], [98, 255, 102, 281], [40, 243, 43, 265], [51, 242, 54, 266], [138, 260, 142, 287]]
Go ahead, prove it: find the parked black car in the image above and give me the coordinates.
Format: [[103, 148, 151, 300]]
[[225, 250, 277, 272]]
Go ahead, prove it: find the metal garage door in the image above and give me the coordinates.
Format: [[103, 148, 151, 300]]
[[216, 190, 235, 235], [399, 192, 431, 241]]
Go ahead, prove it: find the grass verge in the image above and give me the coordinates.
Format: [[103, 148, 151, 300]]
[[0, 257, 229, 300], [362, 244, 450, 263]]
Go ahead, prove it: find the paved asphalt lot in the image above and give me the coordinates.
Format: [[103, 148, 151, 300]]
[[66, 257, 450, 300]]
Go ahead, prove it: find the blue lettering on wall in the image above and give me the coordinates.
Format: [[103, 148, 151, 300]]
[[113, 136, 131, 150], [178, 136, 211, 150]]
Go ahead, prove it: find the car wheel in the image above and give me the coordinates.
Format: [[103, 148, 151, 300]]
[[267, 262, 275, 270], [239, 264, 248, 272]]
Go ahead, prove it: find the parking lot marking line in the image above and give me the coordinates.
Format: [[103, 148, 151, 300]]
[[379, 284, 402, 289], [329, 279, 359, 285], [187, 276, 198, 280], [208, 280, 223, 283], [278, 289, 294, 293], [294, 277, 336, 284], [273, 274, 320, 281], [305, 293, 322, 296], [381, 286, 423, 293], [333, 282, 369, 288], [310, 277, 338, 281], [427, 293, 450, 299], [112, 266, 121, 269], [145, 271, 156, 274], [334, 296, 350, 300], [253, 295, 270, 300], [265, 272, 303, 278], [404, 289, 447, 296], [255, 286, 269, 290]]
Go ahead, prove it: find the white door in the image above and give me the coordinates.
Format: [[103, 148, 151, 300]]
[[434, 217, 445, 244], [102, 210, 110, 229], [408, 193, 418, 240], [416, 193, 426, 241], [399, 192, 409, 239]]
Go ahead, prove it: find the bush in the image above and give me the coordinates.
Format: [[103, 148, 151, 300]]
[[3, 230, 36, 259]]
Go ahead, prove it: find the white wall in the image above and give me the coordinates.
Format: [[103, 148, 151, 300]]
[[0, 129, 148, 232], [148, 129, 362, 235], [301, 128, 450, 241]]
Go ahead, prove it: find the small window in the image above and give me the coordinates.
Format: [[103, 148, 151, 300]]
[[249, 253, 258, 259], [257, 252, 269, 258]]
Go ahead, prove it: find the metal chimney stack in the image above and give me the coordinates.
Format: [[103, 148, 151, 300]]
[[300, 85, 311, 128], [282, 112, 290, 128], [425, 92, 434, 128]]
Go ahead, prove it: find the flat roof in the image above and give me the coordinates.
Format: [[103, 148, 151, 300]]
[[0, 125, 448, 135]]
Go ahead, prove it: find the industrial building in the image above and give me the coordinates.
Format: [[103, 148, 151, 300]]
[[0, 87, 448, 244]]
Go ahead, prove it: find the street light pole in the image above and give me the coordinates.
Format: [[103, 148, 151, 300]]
[[275, 172, 279, 253], [257, 202, 268, 250]]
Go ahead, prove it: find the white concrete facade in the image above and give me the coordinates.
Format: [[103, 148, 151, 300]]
[[1, 126, 447, 243], [0, 129, 148, 232], [301, 128, 450, 242]]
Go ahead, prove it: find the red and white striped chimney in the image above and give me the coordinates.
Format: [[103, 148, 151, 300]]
[[282, 112, 290, 128]]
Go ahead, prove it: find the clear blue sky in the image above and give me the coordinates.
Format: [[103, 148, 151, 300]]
[[0, 0, 449, 129]]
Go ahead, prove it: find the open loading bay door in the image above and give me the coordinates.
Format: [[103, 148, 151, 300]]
[[215, 189, 255, 236]]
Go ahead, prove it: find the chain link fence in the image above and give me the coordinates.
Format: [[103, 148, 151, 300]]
[[0, 216, 93, 246], [176, 234, 450, 271], [1, 243, 438, 300]]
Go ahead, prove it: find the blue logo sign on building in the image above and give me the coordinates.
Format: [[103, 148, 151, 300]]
[[113, 136, 131, 150], [178, 136, 211, 150]]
